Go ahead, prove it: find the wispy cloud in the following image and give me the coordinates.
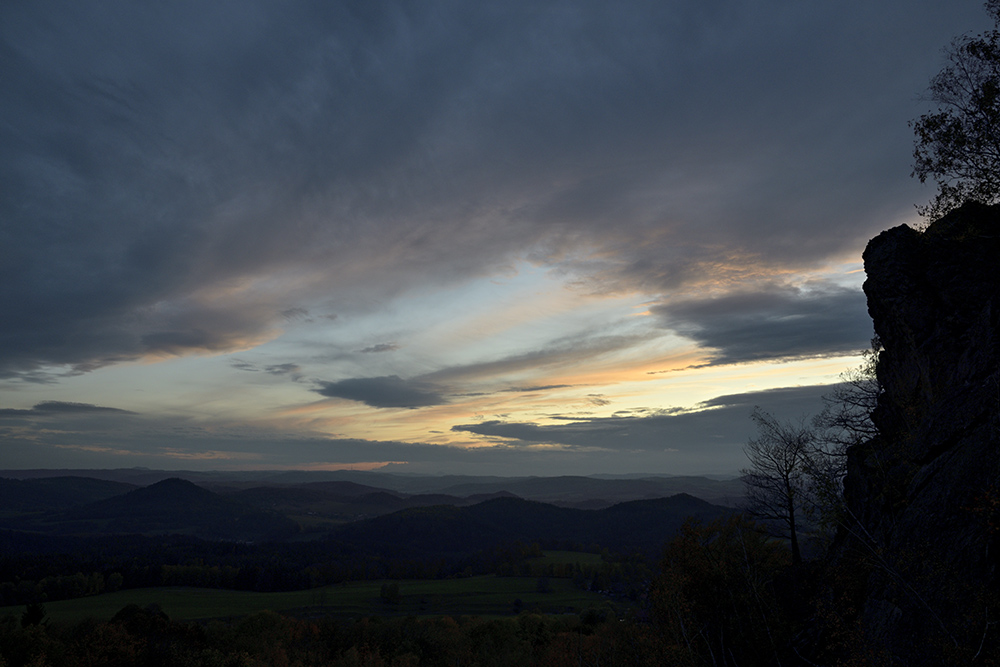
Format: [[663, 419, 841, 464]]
[[360, 343, 400, 354], [265, 363, 302, 377], [451, 385, 833, 455], [419, 332, 655, 385]]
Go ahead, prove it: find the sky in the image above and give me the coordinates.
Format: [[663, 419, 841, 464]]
[[0, 1, 991, 476]]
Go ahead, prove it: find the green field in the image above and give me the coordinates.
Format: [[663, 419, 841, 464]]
[[0, 575, 620, 626]]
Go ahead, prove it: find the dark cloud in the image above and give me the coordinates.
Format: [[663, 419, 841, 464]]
[[32, 401, 134, 414], [360, 343, 400, 354], [698, 386, 842, 413], [0, 1, 988, 380], [0, 401, 135, 420], [652, 283, 873, 365], [231, 359, 302, 378], [314, 375, 446, 409], [502, 385, 573, 393], [230, 359, 259, 372]]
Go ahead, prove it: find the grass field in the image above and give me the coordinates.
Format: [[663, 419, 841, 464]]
[[0, 574, 621, 626]]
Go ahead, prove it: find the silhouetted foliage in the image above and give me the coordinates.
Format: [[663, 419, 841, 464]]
[[814, 337, 882, 452], [20, 602, 45, 628], [650, 516, 791, 666], [808, 337, 882, 533], [912, 1, 1000, 218], [0, 603, 669, 666]]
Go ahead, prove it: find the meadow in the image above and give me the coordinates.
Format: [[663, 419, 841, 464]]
[[0, 552, 622, 625]]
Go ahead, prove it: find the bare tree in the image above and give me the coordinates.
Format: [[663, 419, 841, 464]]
[[741, 407, 814, 566], [742, 341, 882, 563]]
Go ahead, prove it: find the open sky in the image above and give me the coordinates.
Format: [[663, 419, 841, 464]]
[[0, 1, 990, 476]]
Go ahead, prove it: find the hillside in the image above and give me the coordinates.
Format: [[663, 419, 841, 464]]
[[228, 483, 520, 526], [0, 476, 135, 513], [7, 478, 300, 542], [0, 475, 731, 558], [333, 493, 731, 556]]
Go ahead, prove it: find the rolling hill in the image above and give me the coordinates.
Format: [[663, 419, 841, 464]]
[[2, 478, 299, 542], [332, 493, 731, 556]]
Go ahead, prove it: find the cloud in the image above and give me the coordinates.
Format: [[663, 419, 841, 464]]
[[0, 384, 851, 474], [265, 363, 302, 377], [0, 0, 986, 381], [502, 385, 574, 393], [360, 343, 400, 354], [0, 401, 135, 419], [651, 283, 873, 365], [420, 333, 653, 385], [229, 359, 302, 380], [141, 329, 237, 355], [314, 375, 446, 409], [31, 401, 135, 415], [451, 385, 834, 458]]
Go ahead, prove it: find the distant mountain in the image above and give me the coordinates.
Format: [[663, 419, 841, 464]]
[[25, 478, 300, 542], [428, 475, 745, 507], [332, 493, 731, 556], [0, 474, 734, 558], [227, 483, 524, 525], [0, 470, 746, 506], [0, 476, 136, 513], [299, 480, 400, 497]]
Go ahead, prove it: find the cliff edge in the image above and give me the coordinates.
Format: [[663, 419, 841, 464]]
[[842, 201, 1000, 662]]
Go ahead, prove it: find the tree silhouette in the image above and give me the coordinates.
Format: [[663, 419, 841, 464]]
[[20, 602, 47, 628], [741, 408, 814, 566], [912, 1, 1000, 218]]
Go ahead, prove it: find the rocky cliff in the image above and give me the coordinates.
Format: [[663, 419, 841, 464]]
[[841, 201, 1000, 663]]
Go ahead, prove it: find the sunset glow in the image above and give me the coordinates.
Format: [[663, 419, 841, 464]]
[[1, 0, 989, 475]]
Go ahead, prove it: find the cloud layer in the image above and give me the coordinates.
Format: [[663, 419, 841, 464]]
[[1, 0, 985, 381], [0, 386, 835, 475], [0, 1, 990, 473]]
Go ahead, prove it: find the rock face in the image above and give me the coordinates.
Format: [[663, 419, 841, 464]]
[[843, 201, 1000, 663]]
